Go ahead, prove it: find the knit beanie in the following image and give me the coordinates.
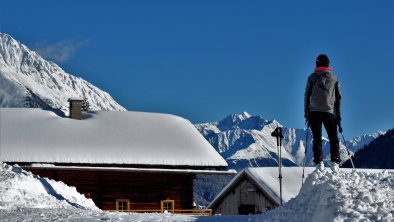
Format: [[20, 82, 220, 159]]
[[316, 54, 330, 67]]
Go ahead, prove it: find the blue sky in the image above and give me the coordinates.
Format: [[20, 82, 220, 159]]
[[1, 0, 393, 138]]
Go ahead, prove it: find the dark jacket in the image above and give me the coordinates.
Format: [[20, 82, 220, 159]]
[[304, 67, 342, 117]]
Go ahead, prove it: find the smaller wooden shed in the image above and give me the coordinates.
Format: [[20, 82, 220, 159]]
[[208, 167, 315, 215]]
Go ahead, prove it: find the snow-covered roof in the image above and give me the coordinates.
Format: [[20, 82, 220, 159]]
[[68, 98, 84, 101], [245, 167, 316, 204], [0, 108, 227, 169]]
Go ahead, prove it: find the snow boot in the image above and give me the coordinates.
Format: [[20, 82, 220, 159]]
[[330, 162, 339, 172], [316, 162, 325, 172]]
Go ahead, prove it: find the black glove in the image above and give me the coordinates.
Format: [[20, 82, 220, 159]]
[[336, 114, 341, 124], [336, 114, 343, 133], [304, 112, 309, 126]]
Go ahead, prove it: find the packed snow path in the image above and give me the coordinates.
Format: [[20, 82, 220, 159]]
[[0, 162, 392, 221]]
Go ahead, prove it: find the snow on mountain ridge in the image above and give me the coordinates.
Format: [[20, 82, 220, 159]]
[[0, 32, 126, 114], [195, 112, 384, 171], [195, 113, 296, 170]]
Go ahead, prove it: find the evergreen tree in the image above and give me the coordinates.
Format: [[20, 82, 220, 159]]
[[82, 98, 90, 111]]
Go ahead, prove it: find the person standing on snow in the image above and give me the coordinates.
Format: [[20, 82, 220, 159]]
[[304, 54, 342, 172]]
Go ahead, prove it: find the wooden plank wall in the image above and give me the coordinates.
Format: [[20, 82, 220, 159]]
[[28, 168, 194, 211], [213, 179, 277, 215]]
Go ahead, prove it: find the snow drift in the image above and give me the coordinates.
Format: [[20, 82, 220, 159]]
[[0, 162, 98, 211], [261, 169, 393, 222]]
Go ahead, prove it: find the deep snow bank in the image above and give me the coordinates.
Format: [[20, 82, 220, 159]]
[[0, 162, 98, 211], [0, 162, 392, 222], [261, 169, 393, 222]]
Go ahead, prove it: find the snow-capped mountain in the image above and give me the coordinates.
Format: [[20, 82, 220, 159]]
[[195, 112, 385, 171], [0, 33, 126, 115]]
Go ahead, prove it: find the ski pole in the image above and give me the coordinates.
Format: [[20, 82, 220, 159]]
[[338, 123, 355, 169], [301, 126, 309, 186], [279, 127, 283, 206], [271, 126, 284, 206]]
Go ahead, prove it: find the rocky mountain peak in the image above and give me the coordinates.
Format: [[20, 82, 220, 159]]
[[0, 32, 126, 115]]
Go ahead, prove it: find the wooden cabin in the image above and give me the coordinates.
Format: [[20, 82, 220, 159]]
[[208, 167, 315, 215], [25, 166, 198, 212], [0, 107, 230, 214]]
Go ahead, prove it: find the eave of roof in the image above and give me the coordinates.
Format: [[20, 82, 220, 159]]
[[21, 165, 237, 175]]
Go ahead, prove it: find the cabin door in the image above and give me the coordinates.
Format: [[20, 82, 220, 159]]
[[239, 180, 256, 214], [239, 204, 256, 215]]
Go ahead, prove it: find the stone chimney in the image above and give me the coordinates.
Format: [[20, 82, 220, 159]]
[[68, 98, 84, 120]]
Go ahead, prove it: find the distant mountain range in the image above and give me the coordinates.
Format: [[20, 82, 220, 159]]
[[0, 32, 125, 115], [195, 112, 385, 172], [342, 128, 394, 169], [193, 113, 386, 206]]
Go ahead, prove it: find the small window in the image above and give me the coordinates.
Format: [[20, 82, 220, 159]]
[[116, 199, 130, 211], [161, 200, 174, 213]]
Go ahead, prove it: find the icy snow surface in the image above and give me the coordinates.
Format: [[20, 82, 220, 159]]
[[0, 108, 227, 167], [0, 162, 392, 222]]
